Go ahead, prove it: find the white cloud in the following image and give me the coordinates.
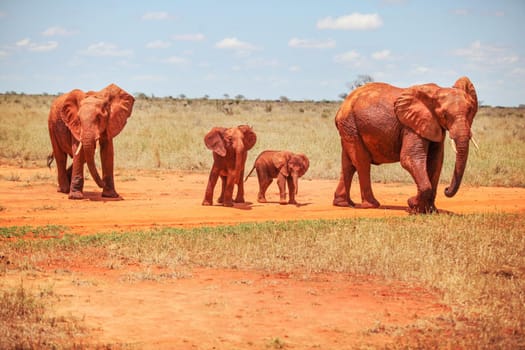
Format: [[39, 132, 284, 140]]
[[173, 33, 205, 41], [42, 26, 76, 37], [163, 55, 188, 64], [81, 42, 132, 57], [16, 38, 31, 47], [334, 50, 361, 64], [289, 65, 301, 72], [288, 38, 336, 49], [413, 66, 430, 74], [141, 11, 171, 21], [146, 40, 171, 49], [372, 49, 391, 60], [454, 40, 519, 65], [317, 13, 383, 30], [16, 38, 58, 52], [215, 37, 259, 51]]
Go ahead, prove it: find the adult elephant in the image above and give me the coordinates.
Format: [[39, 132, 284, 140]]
[[245, 150, 309, 205], [48, 83, 134, 200], [333, 77, 478, 214], [202, 125, 257, 207]]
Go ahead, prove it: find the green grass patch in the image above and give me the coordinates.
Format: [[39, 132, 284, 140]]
[[0, 225, 70, 239]]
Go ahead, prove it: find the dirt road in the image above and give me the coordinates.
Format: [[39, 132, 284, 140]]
[[2, 166, 524, 348], [1, 167, 524, 233]]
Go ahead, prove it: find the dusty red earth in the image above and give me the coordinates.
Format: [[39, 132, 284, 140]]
[[2, 166, 525, 348]]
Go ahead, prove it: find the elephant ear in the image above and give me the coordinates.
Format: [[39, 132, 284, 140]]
[[299, 153, 310, 175], [204, 127, 227, 156], [273, 151, 291, 177], [453, 76, 478, 116], [394, 87, 443, 142], [101, 84, 135, 139], [60, 89, 85, 141], [238, 125, 257, 150]]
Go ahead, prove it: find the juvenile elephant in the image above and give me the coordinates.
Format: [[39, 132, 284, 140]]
[[333, 77, 478, 214], [202, 125, 257, 207], [48, 84, 134, 199], [245, 150, 309, 205]]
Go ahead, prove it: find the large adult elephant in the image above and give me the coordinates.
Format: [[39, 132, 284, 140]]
[[333, 77, 478, 213], [202, 125, 257, 207], [48, 83, 134, 199]]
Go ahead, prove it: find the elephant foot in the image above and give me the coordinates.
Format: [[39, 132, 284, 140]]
[[333, 197, 355, 207], [202, 200, 213, 206], [68, 191, 84, 200], [279, 200, 288, 205], [257, 197, 267, 203], [361, 199, 380, 209], [407, 196, 437, 214], [223, 201, 234, 207], [234, 197, 245, 204], [57, 186, 69, 194], [102, 189, 120, 198], [288, 199, 298, 205]]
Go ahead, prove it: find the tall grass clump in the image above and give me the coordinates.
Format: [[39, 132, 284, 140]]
[[0, 282, 87, 348]]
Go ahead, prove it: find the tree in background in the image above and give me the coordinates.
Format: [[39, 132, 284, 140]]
[[339, 74, 374, 100]]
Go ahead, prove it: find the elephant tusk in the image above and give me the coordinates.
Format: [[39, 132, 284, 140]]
[[471, 135, 480, 150], [75, 142, 83, 156], [449, 138, 457, 154]]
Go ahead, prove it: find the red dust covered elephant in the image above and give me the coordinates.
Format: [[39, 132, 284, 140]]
[[48, 84, 134, 200], [245, 150, 309, 205], [202, 125, 257, 207], [333, 77, 478, 214]]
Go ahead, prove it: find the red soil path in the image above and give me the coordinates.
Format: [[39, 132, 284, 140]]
[[1, 166, 524, 348]]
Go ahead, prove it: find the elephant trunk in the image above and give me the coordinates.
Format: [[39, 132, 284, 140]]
[[293, 173, 299, 195], [444, 135, 470, 198], [82, 135, 105, 189], [234, 147, 245, 184]]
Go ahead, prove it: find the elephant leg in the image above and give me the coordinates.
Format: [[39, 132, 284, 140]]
[[68, 151, 85, 200], [234, 168, 246, 203], [347, 138, 379, 208], [276, 174, 288, 205], [202, 168, 219, 205], [66, 164, 73, 188], [100, 138, 119, 198], [257, 170, 272, 203], [221, 175, 235, 207], [426, 141, 444, 212], [333, 140, 356, 207], [217, 175, 227, 204], [54, 151, 70, 193], [400, 134, 433, 213], [286, 176, 297, 205]]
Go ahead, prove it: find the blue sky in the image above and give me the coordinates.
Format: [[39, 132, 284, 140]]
[[0, 0, 523, 106]]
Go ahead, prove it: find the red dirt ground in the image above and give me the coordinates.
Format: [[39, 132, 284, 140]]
[[2, 166, 524, 348]]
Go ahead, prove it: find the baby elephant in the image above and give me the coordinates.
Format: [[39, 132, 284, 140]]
[[245, 150, 309, 205]]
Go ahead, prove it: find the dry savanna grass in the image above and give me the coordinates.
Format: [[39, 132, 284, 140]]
[[0, 93, 524, 185]]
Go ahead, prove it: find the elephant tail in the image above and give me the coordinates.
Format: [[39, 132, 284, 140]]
[[46, 152, 54, 168], [244, 165, 256, 182]]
